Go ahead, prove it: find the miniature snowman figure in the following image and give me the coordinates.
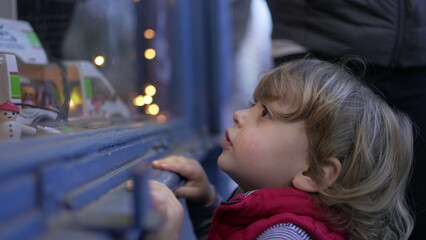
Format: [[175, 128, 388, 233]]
[[0, 100, 36, 140]]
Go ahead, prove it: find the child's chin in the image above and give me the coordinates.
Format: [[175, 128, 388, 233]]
[[217, 154, 229, 171]]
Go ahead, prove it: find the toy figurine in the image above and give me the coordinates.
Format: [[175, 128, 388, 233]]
[[0, 100, 36, 140], [21, 85, 37, 107]]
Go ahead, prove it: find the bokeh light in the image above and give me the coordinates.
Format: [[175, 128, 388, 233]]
[[144, 84, 156, 96], [146, 104, 160, 115], [143, 95, 153, 105], [144, 48, 156, 60], [94, 56, 105, 66], [133, 95, 145, 106], [156, 114, 167, 122], [144, 29, 156, 39]]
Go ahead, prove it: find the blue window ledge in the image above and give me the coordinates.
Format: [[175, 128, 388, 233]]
[[0, 119, 214, 240]]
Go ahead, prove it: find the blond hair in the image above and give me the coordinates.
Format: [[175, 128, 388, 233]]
[[253, 59, 414, 240]]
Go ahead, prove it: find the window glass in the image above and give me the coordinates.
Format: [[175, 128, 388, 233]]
[[1, 0, 183, 130]]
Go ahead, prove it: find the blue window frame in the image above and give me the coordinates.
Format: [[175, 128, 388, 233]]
[[0, 0, 233, 239]]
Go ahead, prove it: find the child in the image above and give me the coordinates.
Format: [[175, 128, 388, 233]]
[[149, 59, 414, 240]]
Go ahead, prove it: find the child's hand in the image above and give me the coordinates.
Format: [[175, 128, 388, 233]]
[[152, 156, 216, 206], [147, 180, 183, 240]]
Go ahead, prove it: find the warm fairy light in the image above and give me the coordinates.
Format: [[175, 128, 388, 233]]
[[156, 114, 167, 122], [144, 48, 156, 60], [94, 56, 105, 66], [144, 29, 156, 39], [143, 95, 153, 105], [133, 95, 145, 106], [144, 84, 156, 96], [146, 104, 160, 115]]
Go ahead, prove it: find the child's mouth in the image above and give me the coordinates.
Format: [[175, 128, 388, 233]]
[[221, 129, 233, 147]]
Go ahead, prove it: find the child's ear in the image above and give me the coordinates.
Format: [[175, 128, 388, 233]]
[[292, 169, 318, 192], [292, 157, 342, 193]]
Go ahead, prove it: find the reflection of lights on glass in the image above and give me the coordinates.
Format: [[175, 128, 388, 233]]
[[143, 95, 153, 105], [144, 84, 156, 96], [144, 48, 156, 60], [94, 56, 105, 66], [146, 104, 160, 115], [144, 29, 155, 39], [156, 114, 167, 123], [133, 95, 145, 106]]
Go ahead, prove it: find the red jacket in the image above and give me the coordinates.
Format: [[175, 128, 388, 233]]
[[208, 188, 347, 240]]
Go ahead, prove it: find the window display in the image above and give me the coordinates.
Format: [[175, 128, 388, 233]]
[[0, 0, 189, 136]]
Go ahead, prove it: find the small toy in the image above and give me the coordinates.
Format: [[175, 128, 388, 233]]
[[21, 85, 36, 106], [0, 100, 36, 140]]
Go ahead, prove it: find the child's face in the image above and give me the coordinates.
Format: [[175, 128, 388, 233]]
[[218, 101, 309, 191]]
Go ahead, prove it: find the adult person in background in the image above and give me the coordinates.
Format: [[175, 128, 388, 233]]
[[224, 0, 273, 129], [265, 1, 426, 239]]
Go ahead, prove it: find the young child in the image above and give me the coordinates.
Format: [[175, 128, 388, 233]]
[[148, 59, 414, 240]]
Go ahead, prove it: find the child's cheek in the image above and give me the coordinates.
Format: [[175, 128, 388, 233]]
[[236, 136, 265, 161]]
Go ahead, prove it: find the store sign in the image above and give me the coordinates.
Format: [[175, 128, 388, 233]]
[[0, 18, 48, 65]]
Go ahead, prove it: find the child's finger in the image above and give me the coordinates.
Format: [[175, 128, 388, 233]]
[[154, 155, 191, 165], [158, 156, 198, 167], [150, 180, 181, 212], [152, 158, 203, 179], [174, 184, 216, 206], [174, 186, 197, 198], [148, 180, 184, 239]]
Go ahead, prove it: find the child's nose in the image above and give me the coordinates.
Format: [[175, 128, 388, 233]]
[[233, 109, 246, 126]]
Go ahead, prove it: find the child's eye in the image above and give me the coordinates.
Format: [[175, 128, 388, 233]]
[[261, 105, 271, 118]]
